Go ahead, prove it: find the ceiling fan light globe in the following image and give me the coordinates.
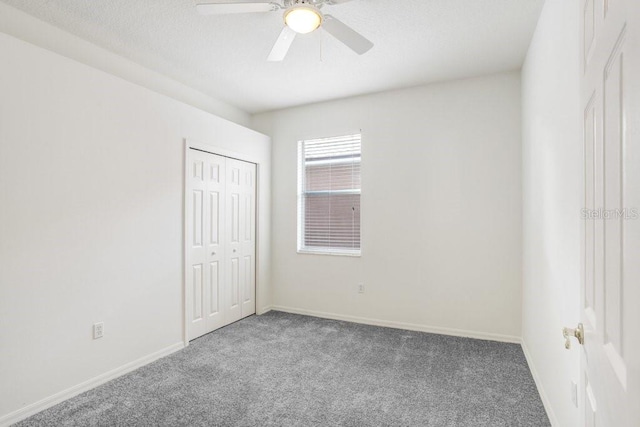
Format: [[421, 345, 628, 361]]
[[284, 6, 323, 34]]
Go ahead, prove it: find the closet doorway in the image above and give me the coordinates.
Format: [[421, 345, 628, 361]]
[[185, 146, 257, 341]]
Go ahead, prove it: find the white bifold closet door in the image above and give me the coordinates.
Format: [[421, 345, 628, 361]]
[[186, 149, 256, 341]]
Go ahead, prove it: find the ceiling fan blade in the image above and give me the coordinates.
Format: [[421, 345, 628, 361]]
[[268, 26, 296, 62], [196, 2, 278, 15], [322, 15, 373, 55]]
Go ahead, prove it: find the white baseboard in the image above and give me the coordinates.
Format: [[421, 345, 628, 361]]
[[271, 305, 521, 344], [257, 305, 272, 315], [0, 342, 185, 427], [521, 339, 559, 427]]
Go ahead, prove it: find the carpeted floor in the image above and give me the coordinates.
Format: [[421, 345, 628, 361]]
[[17, 311, 550, 426]]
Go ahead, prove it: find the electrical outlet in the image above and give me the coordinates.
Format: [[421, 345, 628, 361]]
[[358, 283, 365, 294], [570, 381, 578, 408], [93, 322, 104, 340]]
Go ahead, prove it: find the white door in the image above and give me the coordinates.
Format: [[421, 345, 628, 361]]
[[225, 159, 243, 324], [240, 161, 257, 318], [186, 149, 257, 341], [580, 0, 639, 425], [224, 158, 257, 323], [186, 149, 226, 340]]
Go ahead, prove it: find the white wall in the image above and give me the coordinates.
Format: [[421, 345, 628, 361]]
[[521, 0, 581, 426], [252, 71, 522, 341], [0, 2, 250, 127], [0, 31, 271, 423]]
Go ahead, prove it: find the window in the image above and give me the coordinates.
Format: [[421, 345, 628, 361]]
[[297, 134, 361, 255]]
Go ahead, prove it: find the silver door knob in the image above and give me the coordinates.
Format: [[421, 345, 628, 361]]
[[211, 252, 216, 256], [233, 249, 237, 253], [562, 323, 584, 349]]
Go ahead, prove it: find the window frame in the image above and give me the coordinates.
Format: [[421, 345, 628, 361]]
[[297, 134, 362, 257]]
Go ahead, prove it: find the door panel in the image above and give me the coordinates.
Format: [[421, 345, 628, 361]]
[[584, 94, 596, 327], [240, 163, 257, 317], [204, 153, 225, 333], [224, 158, 256, 321], [231, 257, 239, 307], [244, 194, 251, 242], [208, 261, 220, 317], [209, 192, 220, 245], [231, 193, 240, 244], [580, 0, 638, 424], [192, 264, 203, 322], [243, 255, 252, 304], [225, 160, 243, 324], [193, 190, 203, 248], [187, 153, 206, 339], [186, 150, 226, 340], [603, 33, 624, 362]]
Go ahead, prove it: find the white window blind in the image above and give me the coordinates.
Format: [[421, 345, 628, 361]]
[[297, 134, 361, 255]]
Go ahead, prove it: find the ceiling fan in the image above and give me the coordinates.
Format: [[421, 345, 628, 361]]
[[196, 0, 374, 61]]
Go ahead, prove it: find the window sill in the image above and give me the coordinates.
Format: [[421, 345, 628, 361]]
[[297, 249, 361, 258]]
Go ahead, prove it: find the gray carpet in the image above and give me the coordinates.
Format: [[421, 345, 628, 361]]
[[17, 311, 549, 426]]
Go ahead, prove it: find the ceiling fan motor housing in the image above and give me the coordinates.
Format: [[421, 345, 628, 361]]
[[285, 0, 325, 7]]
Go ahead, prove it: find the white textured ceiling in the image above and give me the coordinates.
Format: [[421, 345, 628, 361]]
[[1, 0, 544, 113]]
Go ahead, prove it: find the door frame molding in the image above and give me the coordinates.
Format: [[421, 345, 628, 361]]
[[182, 139, 262, 347]]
